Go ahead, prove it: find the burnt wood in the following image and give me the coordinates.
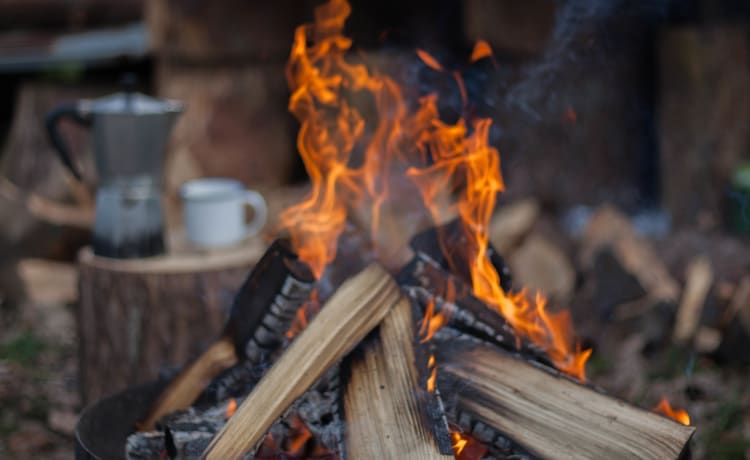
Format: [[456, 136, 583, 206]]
[[408, 218, 512, 292], [400, 251, 550, 364], [202, 264, 400, 460], [139, 239, 314, 430]]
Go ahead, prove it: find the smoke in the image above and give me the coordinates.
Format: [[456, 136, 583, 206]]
[[504, 0, 672, 121]]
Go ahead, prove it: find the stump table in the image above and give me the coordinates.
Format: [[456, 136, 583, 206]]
[[77, 238, 265, 404]]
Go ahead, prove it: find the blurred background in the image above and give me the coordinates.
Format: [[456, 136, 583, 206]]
[[0, 0, 749, 458]]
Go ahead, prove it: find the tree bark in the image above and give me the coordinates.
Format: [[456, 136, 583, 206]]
[[77, 245, 261, 404]]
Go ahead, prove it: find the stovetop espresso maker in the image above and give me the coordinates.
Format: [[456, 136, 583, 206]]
[[46, 84, 183, 258]]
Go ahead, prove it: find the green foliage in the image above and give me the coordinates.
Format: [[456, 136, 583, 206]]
[[0, 333, 46, 366]]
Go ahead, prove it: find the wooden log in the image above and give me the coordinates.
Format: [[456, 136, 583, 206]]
[[508, 234, 576, 304], [440, 345, 695, 460], [581, 205, 680, 304], [715, 275, 750, 365], [489, 198, 540, 254], [202, 264, 401, 460], [658, 25, 750, 227], [399, 252, 548, 362], [408, 219, 512, 293], [138, 239, 315, 430], [342, 297, 453, 459], [77, 243, 262, 404], [672, 255, 713, 344]]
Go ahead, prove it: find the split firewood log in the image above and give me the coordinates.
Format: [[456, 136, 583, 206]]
[[342, 297, 453, 459], [438, 343, 695, 460], [672, 255, 713, 345], [580, 205, 680, 307], [202, 263, 400, 459]]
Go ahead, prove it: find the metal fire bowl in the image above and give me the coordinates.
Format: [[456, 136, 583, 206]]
[[75, 380, 168, 460]]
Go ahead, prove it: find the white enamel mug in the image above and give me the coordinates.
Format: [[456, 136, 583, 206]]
[[179, 178, 268, 248]]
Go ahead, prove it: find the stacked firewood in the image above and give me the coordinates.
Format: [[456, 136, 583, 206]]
[[125, 218, 694, 460]]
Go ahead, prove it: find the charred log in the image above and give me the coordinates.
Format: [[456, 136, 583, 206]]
[[139, 239, 315, 430]]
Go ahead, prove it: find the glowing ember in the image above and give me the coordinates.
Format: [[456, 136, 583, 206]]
[[450, 429, 488, 460], [256, 416, 335, 459], [225, 398, 237, 419], [451, 431, 468, 455], [653, 397, 691, 426], [279, 0, 590, 381]]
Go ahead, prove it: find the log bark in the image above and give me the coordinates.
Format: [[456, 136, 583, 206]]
[[342, 297, 453, 459], [202, 264, 401, 460], [77, 244, 260, 404], [440, 345, 695, 460]]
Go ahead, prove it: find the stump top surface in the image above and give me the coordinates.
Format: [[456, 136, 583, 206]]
[[78, 236, 266, 274]]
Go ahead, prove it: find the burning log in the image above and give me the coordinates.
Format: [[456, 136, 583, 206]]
[[342, 297, 453, 459], [202, 263, 401, 459], [409, 219, 512, 293], [139, 239, 315, 430], [400, 251, 548, 363], [438, 344, 695, 460]]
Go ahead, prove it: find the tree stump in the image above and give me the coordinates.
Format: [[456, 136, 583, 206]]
[[77, 240, 265, 404]]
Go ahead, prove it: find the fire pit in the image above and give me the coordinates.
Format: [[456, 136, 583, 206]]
[[75, 381, 167, 460], [78, 1, 696, 459]]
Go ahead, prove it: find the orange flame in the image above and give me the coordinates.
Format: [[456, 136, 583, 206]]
[[406, 119, 591, 380], [450, 429, 488, 460], [225, 398, 237, 419], [279, 0, 590, 380], [470, 40, 493, 62], [416, 48, 445, 71], [418, 299, 452, 343], [426, 353, 438, 393], [451, 431, 468, 455], [653, 397, 691, 426]]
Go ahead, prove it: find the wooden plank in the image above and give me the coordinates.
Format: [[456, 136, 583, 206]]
[[343, 297, 453, 460], [442, 346, 695, 460], [202, 263, 401, 460]]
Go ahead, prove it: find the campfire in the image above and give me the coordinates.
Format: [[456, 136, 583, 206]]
[[125, 1, 694, 459]]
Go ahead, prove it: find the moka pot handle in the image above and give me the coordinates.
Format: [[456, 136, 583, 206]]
[[45, 103, 92, 181]]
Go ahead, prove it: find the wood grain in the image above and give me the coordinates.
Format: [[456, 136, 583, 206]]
[[344, 297, 453, 460], [202, 264, 400, 460], [444, 346, 695, 460]]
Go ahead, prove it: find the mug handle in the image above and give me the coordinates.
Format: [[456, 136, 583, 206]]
[[244, 190, 268, 238]]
